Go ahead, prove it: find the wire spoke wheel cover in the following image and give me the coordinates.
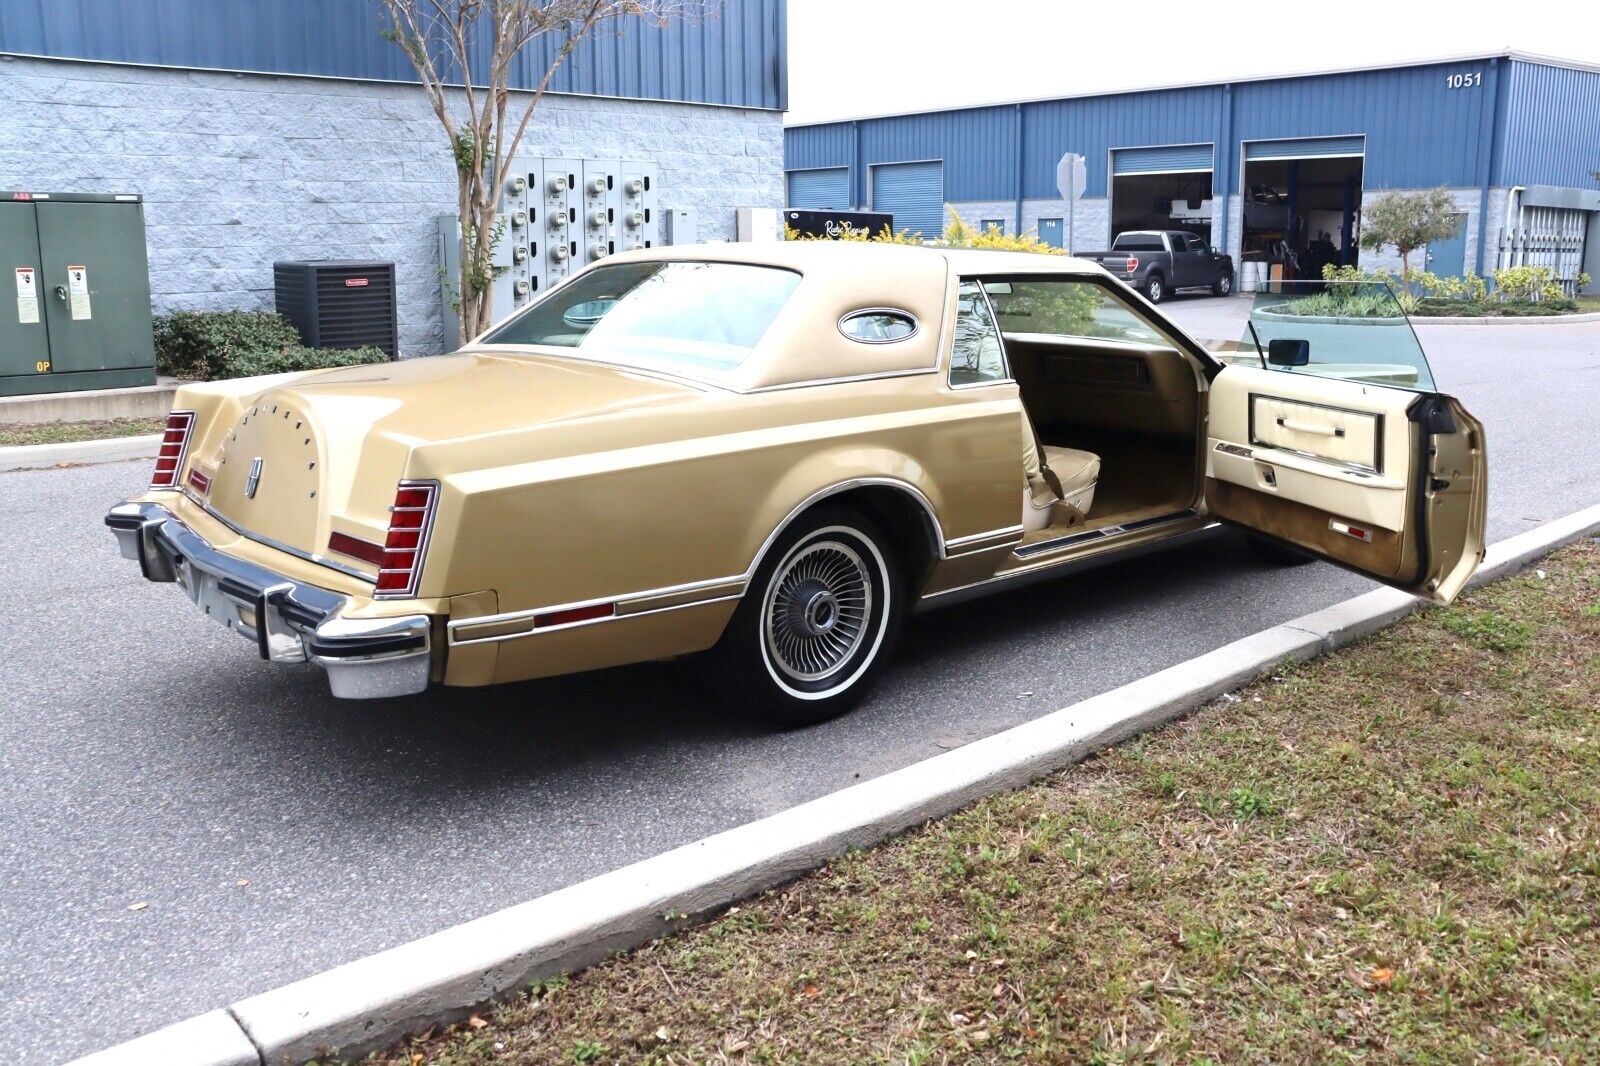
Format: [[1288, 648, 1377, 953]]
[[760, 529, 886, 695], [765, 539, 871, 681]]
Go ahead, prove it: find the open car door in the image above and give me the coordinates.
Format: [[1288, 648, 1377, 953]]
[[1205, 282, 1487, 604]]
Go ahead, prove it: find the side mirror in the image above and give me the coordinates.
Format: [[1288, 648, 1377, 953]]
[[1267, 338, 1310, 367]]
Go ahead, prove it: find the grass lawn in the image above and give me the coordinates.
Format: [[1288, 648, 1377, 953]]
[[0, 416, 166, 447], [1576, 294, 1600, 314], [368, 542, 1600, 1066]]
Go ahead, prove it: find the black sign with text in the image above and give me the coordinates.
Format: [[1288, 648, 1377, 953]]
[[784, 209, 894, 239]]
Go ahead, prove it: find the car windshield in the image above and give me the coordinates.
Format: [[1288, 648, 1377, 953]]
[[480, 261, 802, 379], [1241, 280, 1436, 391]]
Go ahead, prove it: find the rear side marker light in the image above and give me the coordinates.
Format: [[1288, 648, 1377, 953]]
[[534, 602, 616, 629], [1329, 518, 1373, 543], [187, 469, 211, 495], [151, 410, 196, 488], [373, 480, 439, 598]]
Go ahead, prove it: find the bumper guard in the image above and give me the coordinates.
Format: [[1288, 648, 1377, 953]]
[[105, 502, 432, 698]]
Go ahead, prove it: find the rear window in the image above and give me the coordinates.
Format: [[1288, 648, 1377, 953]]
[[1112, 233, 1165, 251], [481, 261, 801, 379]]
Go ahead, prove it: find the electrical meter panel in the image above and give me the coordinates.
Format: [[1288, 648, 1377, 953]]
[[437, 156, 659, 349], [616, 162, 659, 254], [542, 161, 577, 286], [579, 160, 618, 265]]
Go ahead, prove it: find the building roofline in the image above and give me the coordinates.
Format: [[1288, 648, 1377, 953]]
[[784, 49, 1600, 128]]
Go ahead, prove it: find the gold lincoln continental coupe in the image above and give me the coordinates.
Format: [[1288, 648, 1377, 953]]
[[107, 243, 1485, 725]]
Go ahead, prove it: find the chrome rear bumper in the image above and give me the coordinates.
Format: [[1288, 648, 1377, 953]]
[[105, 502, 432, 698]]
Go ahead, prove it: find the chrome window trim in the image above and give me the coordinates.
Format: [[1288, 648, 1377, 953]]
[[744, 366, 938, 393], [836, 307, 920, 345]]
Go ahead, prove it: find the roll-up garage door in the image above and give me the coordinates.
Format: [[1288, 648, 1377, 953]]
[[786, 168, 850, 210], [872, 161, 943, 238], [1244, 136, 1365, 161], [1111, 143, 1213, 175]]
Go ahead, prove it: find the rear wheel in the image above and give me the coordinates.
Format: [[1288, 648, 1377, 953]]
[[1143, 273, 1165, 304], [713, 506, 902, 728], [1212, 272, 1233, 297]]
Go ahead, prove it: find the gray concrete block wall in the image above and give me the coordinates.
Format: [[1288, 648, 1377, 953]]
[[0, 56, 783, 355], [1356, 187, 1483, 278], [947, 198, 1110, 252]]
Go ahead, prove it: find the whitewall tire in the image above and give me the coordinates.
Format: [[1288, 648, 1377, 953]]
[[714, 506, 902, 727]]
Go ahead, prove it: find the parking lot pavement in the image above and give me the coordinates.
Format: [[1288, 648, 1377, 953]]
[[3, 319, 1597, 1063]]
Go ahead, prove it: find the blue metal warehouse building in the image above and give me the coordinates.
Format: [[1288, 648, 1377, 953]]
[[0, 0, 788, 353], [785, 52, 1600, 290]]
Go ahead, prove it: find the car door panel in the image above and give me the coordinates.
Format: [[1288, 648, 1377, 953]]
[[1206, 364, 1486, 602]]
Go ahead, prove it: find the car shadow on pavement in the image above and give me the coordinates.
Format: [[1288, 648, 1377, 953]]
[[182, 529, 1313, 801]]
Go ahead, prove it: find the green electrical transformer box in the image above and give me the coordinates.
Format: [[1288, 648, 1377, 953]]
[[1, 191, 157, 396]]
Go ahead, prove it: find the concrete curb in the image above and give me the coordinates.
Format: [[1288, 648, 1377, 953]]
[[67, 502, 1600, 1066], [1411, 310, 1600, 326], [0, 433, 159, 472], [0, 380, 178, 426]]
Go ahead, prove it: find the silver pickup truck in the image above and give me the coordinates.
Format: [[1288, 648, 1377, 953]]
[[1078, 230, 1235, 304]]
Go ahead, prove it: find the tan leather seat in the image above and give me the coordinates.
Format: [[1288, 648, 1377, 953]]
[[1042, 445, 1099, 516], [1020, 413, 1100, 531]]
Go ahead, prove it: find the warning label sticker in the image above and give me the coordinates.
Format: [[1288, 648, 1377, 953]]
[[15, 267, 38, 324], [67, 264, 91, 320]]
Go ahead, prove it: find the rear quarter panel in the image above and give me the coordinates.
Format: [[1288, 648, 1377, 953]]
[[416, 376, 1022, 684]]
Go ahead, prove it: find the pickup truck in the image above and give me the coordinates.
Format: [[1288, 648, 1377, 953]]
[[1077, 230, 1234, 304]]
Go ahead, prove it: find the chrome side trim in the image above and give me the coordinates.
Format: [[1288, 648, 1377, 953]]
[[1013, 509, 1199, 559], [450, 592, 743, 647], [918, 522, 1224, 611], [945, 524, 1026, 557], [746, 477, 947, 572], [446, 572, 748, 645]]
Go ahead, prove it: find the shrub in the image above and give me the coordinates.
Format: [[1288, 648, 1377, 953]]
[[154, 310, 303, 379], [153, 309, 389, 380], [221, 344, 388, 380], [784, 206, 1066, 255]]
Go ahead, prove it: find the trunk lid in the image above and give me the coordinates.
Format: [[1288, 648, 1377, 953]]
[[196, 352, 699, 570]]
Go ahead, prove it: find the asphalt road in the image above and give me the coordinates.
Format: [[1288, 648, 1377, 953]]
[[4, 302, 1597, 1063]]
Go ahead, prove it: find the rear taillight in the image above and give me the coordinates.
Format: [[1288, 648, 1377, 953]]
[[151, 410, 196, 488], [1124, 256, 1139, 274], [374, 480, 439, 598]]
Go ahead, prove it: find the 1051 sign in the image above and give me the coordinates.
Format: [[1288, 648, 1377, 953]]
[[1447, 71, 1483, 89]]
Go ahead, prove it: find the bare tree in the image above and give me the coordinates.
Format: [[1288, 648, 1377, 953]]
[[378, 0, 705, 344]]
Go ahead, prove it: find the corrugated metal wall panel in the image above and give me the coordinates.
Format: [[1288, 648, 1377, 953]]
[[1112, 143, 1213, 175], [0, 0, 786, 110], [1244, 135, 1365, 160], [784, 123, 855, 171], [1230, 64, 1485, 187], [860, 107, 1016, 202], [786, 168, 850, 209], [787, 56, 1594, 202], [1497, 60, 1600, 188], [871, 161, 943, 237], [1023, 85, 1224, 198]]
